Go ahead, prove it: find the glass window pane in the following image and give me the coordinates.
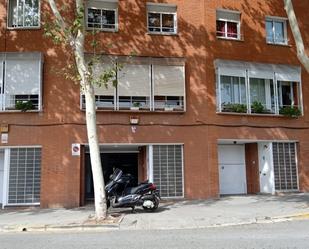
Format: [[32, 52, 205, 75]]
[[220, 76, 233, 103], [266, 20, 274, 43], [88, 8, 102, 28], [250, 78, 266, 105], [148, 13, 161, 29], [274, 21, 285, 43], [162, 14, 175, 32], [278, 81, 292, 107], [102, 9, 116, 28], [216, 20, 225, 37], [226, 22, 238, 38]]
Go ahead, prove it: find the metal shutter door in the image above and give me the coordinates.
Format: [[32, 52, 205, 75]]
[[273, 142, 298, 191], [8, 148, 41, 205], [153, 145, 183, 198]]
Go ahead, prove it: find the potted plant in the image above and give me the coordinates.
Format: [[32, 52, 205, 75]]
[[164, 105, 174, 111], [251, 101, 265, 113], [15, 100, 34, 112], [279, 106, 301, 118], [222, 103, 247, 113], [130, 102, 141, 111]]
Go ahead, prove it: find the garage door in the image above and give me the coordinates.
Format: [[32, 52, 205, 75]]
[[218, 145, 247, 195]]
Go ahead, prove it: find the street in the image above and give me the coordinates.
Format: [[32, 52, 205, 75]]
[[0, 220, 308, 249]]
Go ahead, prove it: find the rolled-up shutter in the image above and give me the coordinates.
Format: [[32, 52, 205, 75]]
[[216, 9, 240, 22], [146, 3, 177, 13], [248, 63, 274, 79], [153, 65, 185, 96], [118, 64, 150, 97], [87, 0, 118, 9], [4, 53, 41, 95], [91, 59, 116, 96], [275, 65, 301, 82]]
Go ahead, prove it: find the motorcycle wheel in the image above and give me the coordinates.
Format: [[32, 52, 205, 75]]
[[142, 197, 159, 212]]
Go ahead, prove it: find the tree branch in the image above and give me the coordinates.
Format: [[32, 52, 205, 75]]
[[284, 0, 309, 73], [46, 0, 75, 45]]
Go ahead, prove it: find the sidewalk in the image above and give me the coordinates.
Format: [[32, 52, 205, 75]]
[[0, 193, 308, 232]]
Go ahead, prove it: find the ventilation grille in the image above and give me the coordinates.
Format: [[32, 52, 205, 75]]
[[273, 143, 298, 191], [153, 145, 183, 198], [8, 148, 41, 204]]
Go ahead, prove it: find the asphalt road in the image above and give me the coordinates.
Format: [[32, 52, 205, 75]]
[[0, 220, 308, 249]]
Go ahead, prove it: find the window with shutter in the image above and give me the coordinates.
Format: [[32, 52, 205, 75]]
[[216, 9, 241, 40], [118, 64, 151, 110], [153, 65, 185, 111], [0, 52, 42, 112], [86, 0, 118, 31]]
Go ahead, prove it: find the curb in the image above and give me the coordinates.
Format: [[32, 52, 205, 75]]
[[0, 212, 308, 233]]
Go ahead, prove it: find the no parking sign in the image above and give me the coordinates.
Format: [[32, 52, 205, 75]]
[[71, 143, 80, 156]]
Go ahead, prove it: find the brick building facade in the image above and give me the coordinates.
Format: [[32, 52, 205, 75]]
[[0, 0, 308, 208]]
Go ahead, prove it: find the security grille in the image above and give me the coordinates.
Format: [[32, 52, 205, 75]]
[[272, 143, 298, 191], [8, 148, 41, 204], [153, 145, 183, 198]]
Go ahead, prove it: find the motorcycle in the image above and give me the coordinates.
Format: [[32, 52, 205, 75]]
[[105, 168, 160, 212]]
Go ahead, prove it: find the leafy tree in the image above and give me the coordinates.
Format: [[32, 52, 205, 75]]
[[45, 0, 117, 220], [284, 0, 309, 73]]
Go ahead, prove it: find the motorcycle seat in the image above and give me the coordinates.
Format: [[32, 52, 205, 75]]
[[124, 184, 147, 195]]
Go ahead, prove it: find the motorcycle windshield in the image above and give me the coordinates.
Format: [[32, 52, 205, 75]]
[[111, 168, 123, 181]]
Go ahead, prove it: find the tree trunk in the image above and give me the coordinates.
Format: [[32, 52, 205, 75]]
[[84, 83, 107, 220], [284, 0, 309, 73]]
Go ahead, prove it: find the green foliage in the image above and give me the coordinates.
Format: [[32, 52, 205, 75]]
[[251, 101, 265, 113], [222, 103, 247, 113], [279, 106, 301, 118], [15, 101, 34, 112], [133, 102, 141, 107]]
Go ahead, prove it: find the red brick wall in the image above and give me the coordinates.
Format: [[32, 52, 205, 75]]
[[0, 0, 308, 207]]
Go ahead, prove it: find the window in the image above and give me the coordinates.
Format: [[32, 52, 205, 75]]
[[8, 148, 41, 205], [8, 0, 40, 28], [0, 53, 43, 112], [272, 143, 298, 191], [220, 76, 246, 112], [216, 9, 241, 40], [216, 60, 302, 116], [266, 17, 288, 45], [81, 56, 185, 112], [153, 145, 184, 198], [86, 0, 118, 31], [147, 3, 177, 34]]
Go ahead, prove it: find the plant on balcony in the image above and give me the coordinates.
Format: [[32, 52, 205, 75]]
[[222, 103, 247, 113], [15, 100, 34, 112], [279, 106, 301, 118], [251, 101, 265, 113]]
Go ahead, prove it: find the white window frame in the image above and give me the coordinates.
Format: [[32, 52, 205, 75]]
[[7, 0, 41, 29], [266, 16, 288, 45], [216, 9, 241, 40], [147, 3, 177, 35], [81, 58, 186, 112], [216, 62, 302, 116], [0, 52, 43, 112], [86, 5, 118, 32]]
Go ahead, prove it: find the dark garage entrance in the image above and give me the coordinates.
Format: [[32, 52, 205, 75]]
[[85, 152, 138, 201]]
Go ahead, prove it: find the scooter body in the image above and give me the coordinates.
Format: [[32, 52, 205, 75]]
[[105, 168, 160, 211]]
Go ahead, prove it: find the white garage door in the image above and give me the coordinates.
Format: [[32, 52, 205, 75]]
[[218, 145, 247, 195]]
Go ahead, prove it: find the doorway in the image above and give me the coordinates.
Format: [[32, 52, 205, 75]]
[[85, 151, 139, 201], [218, 144, 247, 195]]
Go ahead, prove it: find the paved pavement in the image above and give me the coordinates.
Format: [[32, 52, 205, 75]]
[[0, 193, 308, 232]]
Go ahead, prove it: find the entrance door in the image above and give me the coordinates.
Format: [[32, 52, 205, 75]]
[[258, 142, 275, 194], [218, 145, 247, 195], [0, 150, 4, 205]]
